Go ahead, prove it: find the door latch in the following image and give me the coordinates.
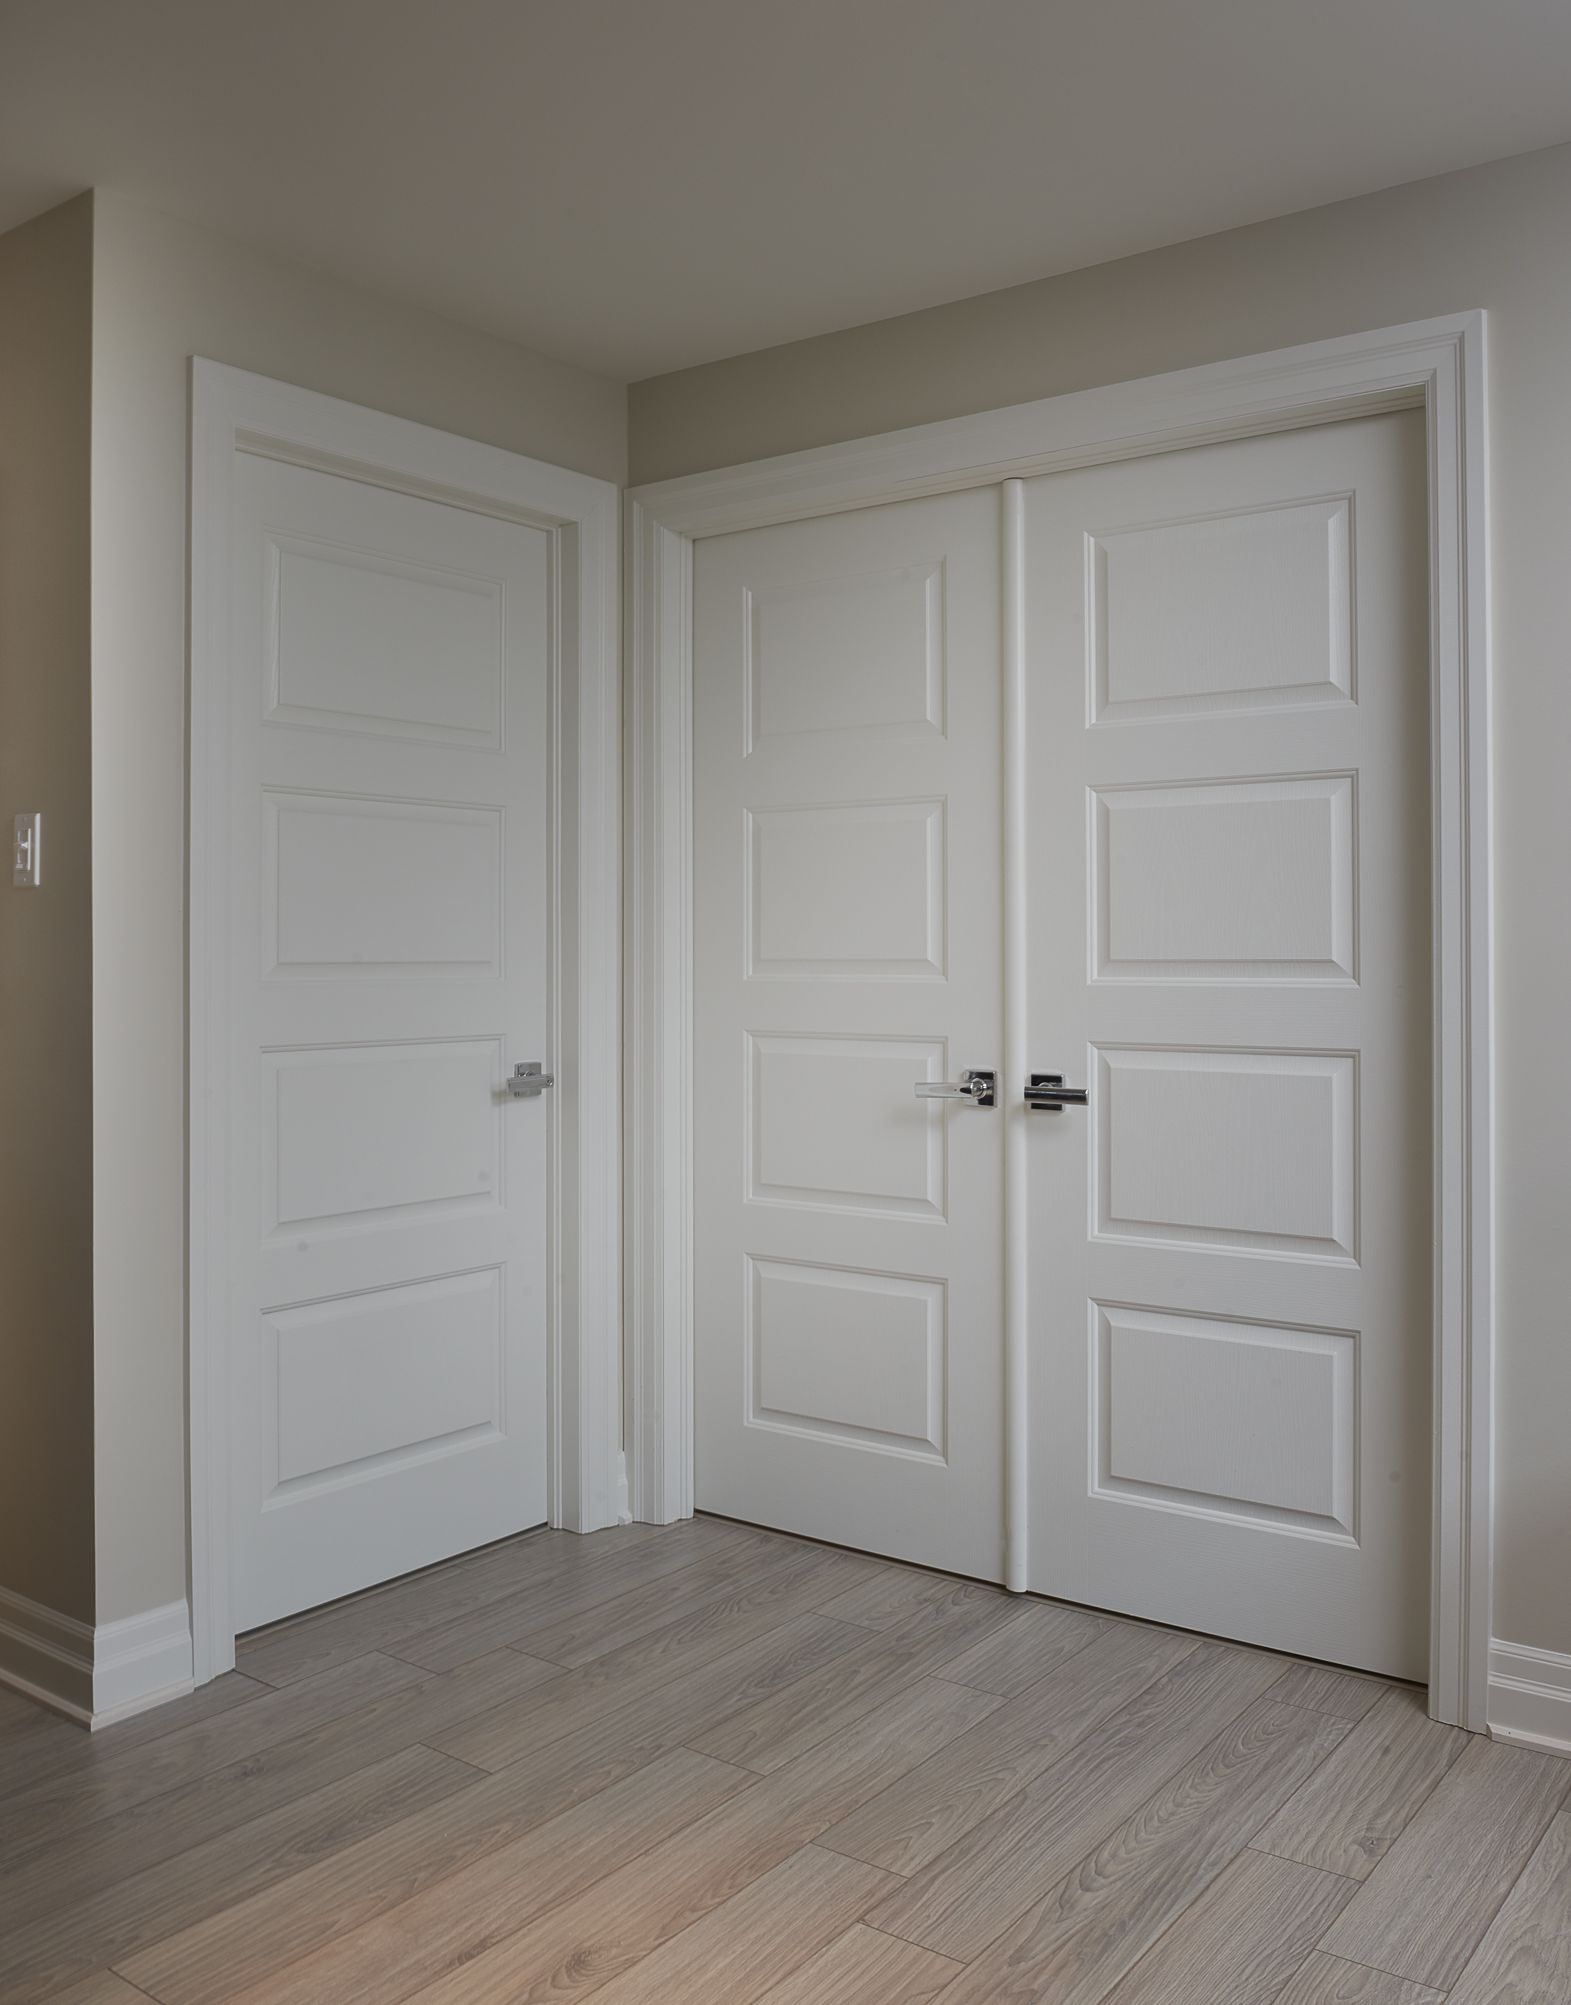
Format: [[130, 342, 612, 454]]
[[507, 1062, 555, 1098]]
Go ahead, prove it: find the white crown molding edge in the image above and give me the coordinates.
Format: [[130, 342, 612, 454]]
[[1489, 1640, 1571, 1760], [0, 1588, 194, 1729]]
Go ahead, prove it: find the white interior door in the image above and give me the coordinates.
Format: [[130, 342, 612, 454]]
[[1023, 410, 1432, 1677], [226, 448, 551, 1632], [692, 489, 1005, 1579]]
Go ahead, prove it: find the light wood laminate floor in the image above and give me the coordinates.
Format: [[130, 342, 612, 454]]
[[2, 1518, 1566, 2003]]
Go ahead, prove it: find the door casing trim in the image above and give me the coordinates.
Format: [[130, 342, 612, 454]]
[[625, 312, 1493, 1730], [189, 359, 623, 1682]]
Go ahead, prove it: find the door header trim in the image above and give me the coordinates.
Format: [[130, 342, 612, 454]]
[[626, 311, 1493, 1731]]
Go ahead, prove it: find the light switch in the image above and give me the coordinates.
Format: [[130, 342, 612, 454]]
[[12, 812, 41, 887]]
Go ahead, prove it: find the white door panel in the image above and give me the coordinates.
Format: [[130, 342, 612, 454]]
[[1025, 411, 1431, 1678], [228, 451, 549, 1630], [690, 410, 1430, 1680], [694, 489, 1004, 1579]]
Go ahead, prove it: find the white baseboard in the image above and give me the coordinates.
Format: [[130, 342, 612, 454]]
[[92, 1599, 195, 1727], [0, 1587, 193, 1729], [1489, 1639, 1571, 1759]]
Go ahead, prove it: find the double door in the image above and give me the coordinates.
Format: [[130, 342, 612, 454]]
[[693, 410, 1431, 1678]]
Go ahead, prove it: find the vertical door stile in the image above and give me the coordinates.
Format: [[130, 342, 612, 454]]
[[1002, 478, 1029, 1592]]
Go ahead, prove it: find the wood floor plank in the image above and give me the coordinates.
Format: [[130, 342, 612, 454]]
[[910, 1695, 1348, 2004], [0, 1669, 272, 1803], [394, 1676, 999, 2005], [433, 1607, 868, 1774], [1268, 1663, 1393, 1722], [0, 1649, 448, 1869], [1251, 1686, 1468, 1879], [234, 1522, 664, 1685], [120, 1659, 806, 2005], [689, 1582, 1017, 1773], [386, 1520, 760, 1673], [866, 1641, 1287, 1959], [1271, 1953, 1448, 2003], [755, 1923, 963, 2004], [425, 1555, 873, 1768], [31, 1973, 154, 2004], [1446, 1807, 1571, 2004], [1321, 1734, 1571, 1989], [216, 1747, 753, 2005], [575, 1844, 898, 2004], [0, 1651, 435, 1927], [929, 1598, 1106, 1697], [508, 1528, 814, 1665], [1096, 1847, 1352, 2004], [820, 1619, 1198, 1876], [813, 1562, 982, 1632], [0, 1743, 472, 2003]]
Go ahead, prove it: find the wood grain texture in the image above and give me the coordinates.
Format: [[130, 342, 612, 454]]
[[0, 1743, 471, 2003], [1269, 1663, 1392, 1722], [217, 1748, 752, 2005], [388, 1519, 758, 1673], [0, 1524, 1554, 2005], [755, 1923, 963, 2003], [0, 1651, 433, 1928], [1446, 1808, 1571, 2005], [1252, 1686, 1468, 1878], [28, 1974, 156, 2005], [1271, 1954, 1448, 2004], [431, 1607, 867, 1775], [1097, 1847, 1351, 2004], [505, 1530, 827, 1665], [689, 1583, 1017, 1772], [234, 1522, 661, 1685], [922, 1696, 1348, 2004], [0, 1650, 455, 1869], [820, 1619, 1197, 1876], [121, 1716, 765, 2005], [868, 1641, 1283, 1957], [393, 1677, 997, 2005], [933, 1598, 1106, 1697], [1322, 1735, 1571, 1988], [579, 1844, 898, 2004]]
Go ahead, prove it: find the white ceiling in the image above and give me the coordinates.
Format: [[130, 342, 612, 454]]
[[2, 0, 1570, 381]]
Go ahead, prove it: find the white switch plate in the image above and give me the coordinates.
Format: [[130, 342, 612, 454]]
[[13, 812, 41, 887]]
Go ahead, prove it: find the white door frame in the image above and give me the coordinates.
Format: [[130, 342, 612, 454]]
[[189, 360, 623, 1683], [625, 312, 1494, 1731]]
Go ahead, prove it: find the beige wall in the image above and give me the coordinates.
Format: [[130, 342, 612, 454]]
[[88, 193, 627, 1625], [631, 141, 1571, 1659], [0, 195, 97, 1622]]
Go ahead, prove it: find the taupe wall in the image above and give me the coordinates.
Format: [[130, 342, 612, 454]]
[[630, 141, 1571, 1659], [0, 195, 96, 1622], [87, 194, 627, 1626]]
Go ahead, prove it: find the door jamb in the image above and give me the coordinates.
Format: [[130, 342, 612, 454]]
[[625, 312, 1493, 1730], [188, 359, 623, 1682]]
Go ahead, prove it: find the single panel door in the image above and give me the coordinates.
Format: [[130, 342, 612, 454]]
[[692, 489, 1006, 1578], [227, 450, 551, 1631], [1022, 411, 1432, 1676]]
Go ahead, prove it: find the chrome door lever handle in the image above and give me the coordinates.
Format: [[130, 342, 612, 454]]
[[915, 1069, 996, 1107], [507, 1061, 555, 1098], [1025, 1072, 1089, 1112]]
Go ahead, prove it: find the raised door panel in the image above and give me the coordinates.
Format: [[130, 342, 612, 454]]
[[693, 487, 1003, 1578], [1090, 493, 1352, 721], [230, 444, 549, 1631], [1027, 410, 1430, 1678]]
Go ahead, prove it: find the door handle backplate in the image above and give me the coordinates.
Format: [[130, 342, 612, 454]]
[[1025, 1072, 1089, 1112]]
